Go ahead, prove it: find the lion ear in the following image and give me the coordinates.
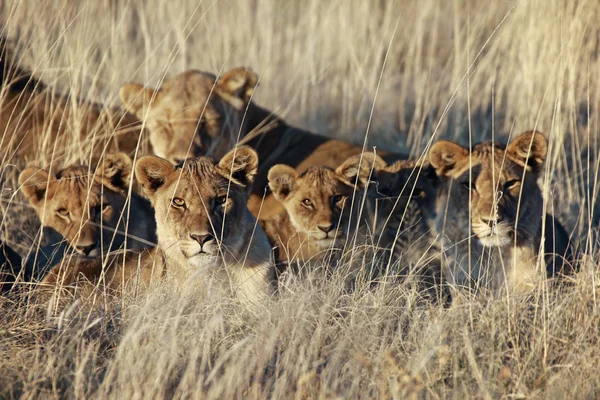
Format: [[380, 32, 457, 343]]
[[216, 67, 258, 109], [96, 153, 133, 192], [135, 156, 174, 199], [119, 83, 158, 118], [428, 141, 470, 178], [336, 152, 387, 188], [217, 145, 259, 187], [268, 165, 299, 201], [19, 168, 54, 209], [506, 130, 547, 171]]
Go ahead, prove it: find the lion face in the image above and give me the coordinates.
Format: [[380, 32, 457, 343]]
[[340, 153, 440, 241], [369, 160, 439, 240], [135, 146, 258, 272], [268, 162, 365, 248], [429, 131, 548, 248], [19, 153, 137, 256], [120, 68, 258, 164]]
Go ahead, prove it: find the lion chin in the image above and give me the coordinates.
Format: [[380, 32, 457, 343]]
[[476, 232, 512, 248]]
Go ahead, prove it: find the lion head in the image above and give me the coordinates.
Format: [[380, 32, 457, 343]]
[[340, 153, 439, 243], [267, 159, 369, 249], [120, 68, 258, 164], [135, 145, 267, 276], [428, 131, 547, 249], [19, 153, 153, 257]]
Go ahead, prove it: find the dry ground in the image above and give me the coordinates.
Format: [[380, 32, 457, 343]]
[[1, 0, 600, 398]]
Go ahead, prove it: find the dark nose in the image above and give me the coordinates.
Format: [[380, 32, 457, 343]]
[[318, 223, 336, 233], [76, 242, 97, 256], [481, 216, 502, 227], [190, 233, 214, 246]]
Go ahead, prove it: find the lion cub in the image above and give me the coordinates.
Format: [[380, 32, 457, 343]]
[[43, 146, 275, 303], [428, 131, 572, 293], [261, 158, 368, 271], [19, 153, 156, 257], [340, 153, 442, 288]]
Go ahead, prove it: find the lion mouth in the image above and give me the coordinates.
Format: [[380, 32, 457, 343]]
[[473, 223, 512, 247]]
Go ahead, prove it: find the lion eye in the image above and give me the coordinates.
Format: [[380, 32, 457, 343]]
[[56, 208, 69, 216], [504, 180, 520, 191], [461, 180, 477, 191], [332, 194, 346, 205], [172, 197, 186, 208], [215, 195, 227, 205], [302, 198, 312, 208], [411, 187, 425, 198]]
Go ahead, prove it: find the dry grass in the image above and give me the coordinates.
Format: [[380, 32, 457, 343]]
[[1, 0, 600, 398]]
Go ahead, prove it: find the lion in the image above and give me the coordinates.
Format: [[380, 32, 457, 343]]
[[42, 146, 275, 303], [339, 153, 443, 288], [428, 131, 572, 293], [0, 37, 146, 164], [19, 153, 156, 257], [260, 157, 369, 272], [119, 67, 408, 219]]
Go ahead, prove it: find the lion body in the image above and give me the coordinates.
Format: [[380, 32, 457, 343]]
[[119, 68, 408, 220]]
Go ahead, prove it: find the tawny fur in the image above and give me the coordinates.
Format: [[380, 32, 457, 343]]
[[1, 40, 146, 164], [262, 159, 368, 271], [19, 153, 156, 257], [119, 68, 409, 220], [43, 146, 274, 304], [429, 131, 572, 293]]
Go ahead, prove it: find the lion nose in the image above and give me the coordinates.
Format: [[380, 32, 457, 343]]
[[481, 216, 502, 227], [318, 223, 336, 234], [189, 233, 215, 246], [76, 242, 97, 256]]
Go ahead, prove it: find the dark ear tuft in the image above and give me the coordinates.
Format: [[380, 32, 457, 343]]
[[267, 165, 299, 201], [506, 130, 547, 171], [96, 153, 133, 192], [135, 156, 175, 199], [428, 140, 470, 178], [217, 145, 259, 187]]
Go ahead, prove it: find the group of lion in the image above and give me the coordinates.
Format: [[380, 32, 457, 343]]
[[0, 49, 573, 305]]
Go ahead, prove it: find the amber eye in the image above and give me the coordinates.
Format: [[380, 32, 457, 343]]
[[332, 194, 345, 204], [411, 187, 425, 198], [504, 180, 520, 191], [56, 208, 69, 216], [172, 197, 186, 208], [215, 195, 227, 205], [302, 198, 312, 208], [461, 180, 477, 191]]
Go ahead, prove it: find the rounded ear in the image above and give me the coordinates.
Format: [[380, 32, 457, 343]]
[[216, 145, 259, 187], [19, 168, 53, 208], [336, 152, 387, 188], [216, 67, 258, 109], [119, 83, 158, 118], [268, 165, 299, 201], [506, 130, 547, 171], [96, 153, 133, 192], [428, 140, 469, 177], [135, 156, 175, 199]]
